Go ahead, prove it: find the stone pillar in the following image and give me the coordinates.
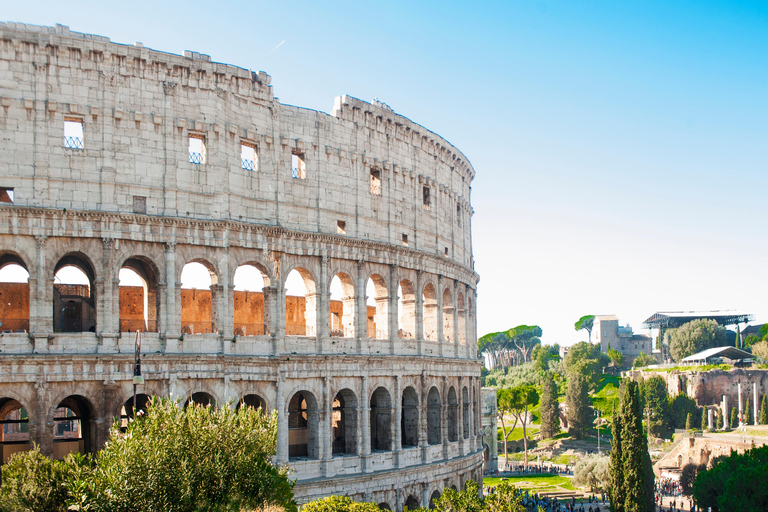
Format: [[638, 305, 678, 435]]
[[31, 236, 52, 350], [458, 376, 465, 456], [361, 376, 371, 471], [436, 275, 444, 355], [464, 284, 472, 359], [393, 375, 402, 467], [421, 483, 429, 510], [262, 285, 278, 352], [707, 408, 713, 430], [415, 270, 424, 354], [441, 376, 448, 460], [276, 374, 288, 464], [163, 243, 179, 337], [388, 264, 398, 354], [356, 261, 367, 348], [219, 249, 233, 340], [321, 376, 331, 476], [419, 371, 428, 463], [210, 284, 223, 335], [453, 280, 460, 358], [316, 255, 330, 350], [722, 395, 729, 429]]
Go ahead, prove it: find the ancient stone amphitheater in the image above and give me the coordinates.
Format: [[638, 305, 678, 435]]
[[0, 23, 481, 508]]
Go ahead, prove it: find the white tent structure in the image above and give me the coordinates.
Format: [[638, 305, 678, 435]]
[[680, 346, 754, 365]]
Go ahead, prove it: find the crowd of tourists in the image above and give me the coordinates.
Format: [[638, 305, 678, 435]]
[[483, 487, 607, 512], [654, 477, 697, 512]]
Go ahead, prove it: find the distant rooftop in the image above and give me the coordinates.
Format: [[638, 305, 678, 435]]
[[680, 346, 754, 363], [642, 310, 754, 329], [595, 315, 619, 321]]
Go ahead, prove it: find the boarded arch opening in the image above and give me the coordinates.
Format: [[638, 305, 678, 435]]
[[447, 386, 458, 442], [54, 255, 96, 333], [370, 387, 392, 451], [119, 258, 159, 332], [427, 386, 441, 445], [422, 283, 438, 341], [289, 391, 319, 459], [233, 264, 268, 336], [332, 389, 358, 455], [366, 275, 388, 339], [180, 261, 218, 334], [53, 395, 94, 459], [401, 386, 419, 448], [329, 273, 355, 338], [285, 269, 317, 337], [397, 280, 415, 339], [0, 255, 30, 333], [0, 397, 30, 463]]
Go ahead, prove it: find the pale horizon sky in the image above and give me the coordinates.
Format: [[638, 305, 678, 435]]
[[3, 1, 767, 346]]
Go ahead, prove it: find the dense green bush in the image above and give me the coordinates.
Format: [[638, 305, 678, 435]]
[[693, 445, 768, 511], [299, 496, 382, 512], [0, 446, 74, 512]]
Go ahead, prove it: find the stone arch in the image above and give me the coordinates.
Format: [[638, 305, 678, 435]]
[[429, 490, 441, 509], [52, 394, 96, 458], [427, 386, 441, 445], [404, 495, 420, 511], [233, 262, 270, 336], [236, 394, 267, 412], [54, 253, 97, 333], [118, 256, 160, 332], [447, 386, 458, 442], [184, 391, 216, 408], [229, 256, 273, 288], [366, 273, 389, 339], [422, 282, 438, 341], [462, 387, 470, 439], [370, 386, 392, 451], [284, 267, 317, 337], [442, 286, 454, 343], [0, 397, 30, 462], [119, 393, 151, 428], [398, 279, 416, 339], [180, 259, 219, 334], [329, 272, 355, 338], [401, 386, 419, 448], [378, 503, 391, 511], [0, 252, 31, 333], [457, 292, 466, 345], [288, 390, 319, 459], [332, 388, 358, 455]]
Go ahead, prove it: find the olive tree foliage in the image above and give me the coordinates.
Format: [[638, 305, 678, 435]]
[[429, 481, 528, 512], [667, 319, 726, 362], [575, 315, 595, 343], [572, 454, 610, 493], [752, 340, 768, 363], [632, 352, 655, 369], [497, 386, 539, 469]]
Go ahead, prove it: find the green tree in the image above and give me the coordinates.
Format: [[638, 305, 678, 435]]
[[693, 445, 768, 511], [608, 403, 624, 512], [496, 388, 519, 468], [564, 341, 608, 386], [700, 407, 707, 431], [301, 496, 382, 512], [667, 319, 727, 362], [632, 353, 655, 368], [685, 413, 693, 430], [668, 394, 697, 431], [575, 315, 595, 342], [745, 398, 752, 425], [716, 409, 723, 429], [483, 481, 527, 512], [752, 340, 768, 363], [0, 445, 74, 512], [761, 395, 768, 425], [507, 385, 539, 469], [431, 481, 484, 512], [744, 334, 761, 348], [735, 325, 741, 348], [618, 381, 653, 512], [533, 344, 560, 374], [730, 406, 737, 429], [565, 374, 591, 439], [606, 348, 625, 368], [679, 463, 706, 497], [572, 454, 610, 493], [539, 373, 561, 439], [642, 376, 670, 438]]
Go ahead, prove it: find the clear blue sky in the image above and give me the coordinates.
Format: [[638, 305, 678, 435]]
[[5, 1, 767, 346]]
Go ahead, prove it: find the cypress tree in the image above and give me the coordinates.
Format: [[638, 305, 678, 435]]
[[620, 380, 650, 512], [745, 398, 752, 425], [730, 406, 738, 428], [716, 410, 723, 430], [539, 373, 560, 439], [760, 395, 768, 425], [608, 403, 624, 512], [700, 407, 707, 431], [685, 413, 693, 430], [566, 374, 591, 439]]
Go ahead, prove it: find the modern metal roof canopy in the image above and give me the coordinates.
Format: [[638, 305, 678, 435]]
[[642, 310, 754, 329], [680, 346, 754, 363]]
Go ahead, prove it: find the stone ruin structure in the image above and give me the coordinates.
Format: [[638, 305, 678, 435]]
[[0, 23, 482, 507]]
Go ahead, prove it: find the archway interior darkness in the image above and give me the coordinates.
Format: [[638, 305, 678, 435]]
[[184, 392, 215, 409], [401, 387, 419, 448], [405, 496, 420, 511], [366, 275, 388, 339], [427, 387, 441, 445], [0, 398, 29, 464], [285, 269, 316, 337], [430, 491, 441, 510], [119, 258, 158, 332], [233, 264, 268, 336], [236, 394, 266, 412], [331, 389, 357, 455], [397, 280, 415, 339], [462, 387, 470, 439], [180, 261, 216, 334], [120, 394, 151, 428], [447, 387, 458, 442], [54, 256, 96, 333], [0, 256, 30, 333], [329, 273, 355, 338], [53, 395, 92, 459], [378, 504, 391, 511], [288, 391, 318, 459], [370, 387, 392, 452]]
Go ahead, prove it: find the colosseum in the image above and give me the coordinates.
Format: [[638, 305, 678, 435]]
[[0, 23, 482, 508]]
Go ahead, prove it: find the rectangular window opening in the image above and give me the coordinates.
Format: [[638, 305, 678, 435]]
[[444, 247, 449, 256], [457, 204, 461, 226], [133, 195, 146, 214], [64, 118, 84, 149], [241, 143, 257, 171], [402, 234, 408, 246], [291, 152, 306, 179], [422, 186, 430, 210], [0, 187, 14, 204], [370, 169, 381, 195], [337, 220, 346, 235], [189, 135, 206, 164]]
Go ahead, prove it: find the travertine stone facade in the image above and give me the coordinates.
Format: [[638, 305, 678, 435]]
[[0, 23, 482, 507]]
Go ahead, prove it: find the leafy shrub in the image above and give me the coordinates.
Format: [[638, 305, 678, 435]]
[[0, 446, 74, 512], [300, 496, 382, 512], [571, 454, 610, 493]]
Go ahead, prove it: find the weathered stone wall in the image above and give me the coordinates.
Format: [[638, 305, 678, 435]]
[[0, 23, 482, 508]]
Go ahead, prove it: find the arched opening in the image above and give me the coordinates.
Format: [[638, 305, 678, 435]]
[[233, 264, 269, 336], [468, 295, 475, 347], [429, 491, 441, 510], [53, 395, 93, 459], [404, 495, 420, 511], [378, 503, 391, 511], [422, 283, 437, 341], [462, 387, 470, 439], [329, 273, 355, 338], [119, 258, 158, 332], [184, 392, 215, 408], [288, 391, 319, 459], [401, 386, 419, 448], [450, 485, 457, 491], [0, 256, 30, 333], [370, 387, 392, 451], [0, 398, 30, 463], [180, 261, 218, 334], [54, 255, 96, 333], [447, 387, 458, 442], [236, 394, 266, 412], [119, 394, 151, 428], [457, 293, 466, 345], [472, 385, 479, 435], [366, 275, 388, 339], [332, 389, 358, 455], [442, 287, 454, 343], [285, 269, 317, 337], [397, 280, 415, 339], [427, 386, 441, 445]]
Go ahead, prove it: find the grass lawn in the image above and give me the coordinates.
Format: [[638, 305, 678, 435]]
[[483, 474, 575, 493], [497, 426, 540, 442]]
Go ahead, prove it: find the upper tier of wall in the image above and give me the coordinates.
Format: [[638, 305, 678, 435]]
[[0, 23, 476, 271]]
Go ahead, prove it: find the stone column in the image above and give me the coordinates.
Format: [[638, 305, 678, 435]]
[[722, 395, 729, 429], [361, 376, 371, 471], [220, 249, 233, 340], [419, 371, 428, 463], [415, 270, 424, 354], [441, 376, 448, 460], [262, 285, 277, 352], [464, 284, 472, 359], [453, 280, 460, 358], [276, 374, 288, 464], [164, 243, 180, 352], [436, 275, 444, 356], [393, 375, 402, 467], [321, 376, 331, 476], [356, 260, 367, 350], [388, 264, 398, 355], [458, 376, 465, 456], [315, 255, 330, 351], [421, 483, 429, 510], [97, 238, 119, 352], [707, 408, 713, 430], [31, 236, 51, 350]]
